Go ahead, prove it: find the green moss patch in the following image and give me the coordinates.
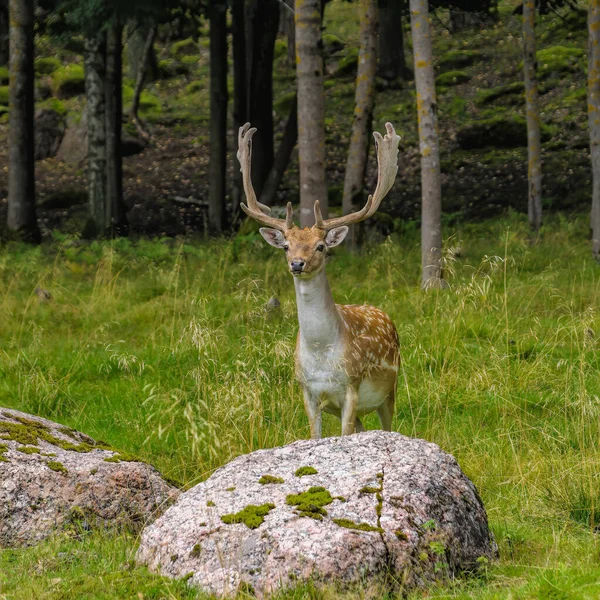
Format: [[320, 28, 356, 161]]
[[220, 503, 275, 529], [332, 518, 383, 533], [122, 85, 161, 114], [0, 86, 8, 106], [435, 70, 470, 88], [0, 443, 8, 463], [103, 451, 140, 463], [190, 543, 201, 558], [0, 66, 8, 85], [47, 461, 68, 474], [536, 46, 585, 80], [475, 82, 525, 107], [206, 500, 215, 507], [52, 64, 85, 99], [170, 38, 197, 58], [437, 49, 483, 71], [286, 486, 333, 520], [360, 486, 380, 494], [334, 47, 358, 78], [258, 474, 284, 485], [456, 116, 552, 150], [17, 446, 40, 454], [35, 57, 61, 76], [294, 466, 318, 477]]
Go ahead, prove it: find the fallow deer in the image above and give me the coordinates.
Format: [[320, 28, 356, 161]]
[[238, 122, 401, 438]]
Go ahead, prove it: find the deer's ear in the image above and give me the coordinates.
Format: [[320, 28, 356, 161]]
[[325, 226, 349, 248], [260, 228, 287, 248]]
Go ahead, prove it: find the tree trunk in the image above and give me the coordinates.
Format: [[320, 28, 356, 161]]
[[410, 0, 444, 289], [247, 0, 280, 198], [7, 0, 39, 242], [281, 0, 295, 66], [296, 0, 328, 227], [209, 0, 228, 234], [589, 0, 600, 260], [523, 0, 542, 233], [84, 32, 107, 237], [259, 94, 298, 208], [131, 24, 156, 141], [342, 0, 378, 249], [0, 0, 8, 66], [378, 0, 405, 81], [231, 0, 247, 224], [105, 22, 125, 236], [127, 20, 158, 82]]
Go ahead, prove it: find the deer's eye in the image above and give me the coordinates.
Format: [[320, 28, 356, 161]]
[[316, 244, 325, 252], [284, 245, 290, 252]]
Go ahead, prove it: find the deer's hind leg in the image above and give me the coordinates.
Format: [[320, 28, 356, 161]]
[[376, 388, 396, 432]]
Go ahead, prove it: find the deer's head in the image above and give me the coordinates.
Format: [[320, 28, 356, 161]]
[[237, 122, 400, 279]]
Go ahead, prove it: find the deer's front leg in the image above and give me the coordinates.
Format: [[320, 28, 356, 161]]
[[341, 385, 358, 436], [302, 385, 322, 439]]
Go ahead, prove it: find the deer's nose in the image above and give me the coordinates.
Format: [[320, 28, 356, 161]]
[[290, 259, 305, 272]]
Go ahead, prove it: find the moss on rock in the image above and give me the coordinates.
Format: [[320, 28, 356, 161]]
[[258, 474, 284, 485], [220, 503, 275, 529], [0, 67, 8, 85], [475, 82, 525, 107], [332, 518, 383, 533], [52, 64, 85, 99], [170, 38, 197, 58], [286, 486, 333, 520], [47, 461, 68, 474], [0, 86, 8, 106], [535, 45, 585, 80], [35, 57, 61, 76], [295, 466, 318, 477], [0, 443, 7, 462], [17, 446, 40, 454], [435, 70, 470, 88], [438, 49, 483, 71]]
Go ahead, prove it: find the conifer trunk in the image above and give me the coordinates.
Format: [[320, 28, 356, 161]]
[[209, 0, 228, 233], [105, 22, 125, 235], [0, 0, 8, 66], [523, 0, 542, 233], [296, 0, 328, 227], [231, 0, 246, 222], [7, 0, 39, 242], [342, 0, 378, 248], [589, 0, 600, 260], [84, 31, 107, 236], [410, 0, 444, 289], [378, 0, 405, 81]]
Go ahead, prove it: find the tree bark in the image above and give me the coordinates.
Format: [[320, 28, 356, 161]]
[[589, 0, 600, 260], [7, 0, 39, 242], [259, 94, 298, 208], [209, 0, 228, 234], [523, 0, 542, 233], [378, 0, 405, 81], [105, 22, 125, 236], [342, 0, 378, 249], [231, 0, 247, 223], [0, 0, 8, 66], [247, 0, 280, 198], [127, 20, 158, 82], [281, 0, 296, 65], [131, 24, 156, 142], [410, 0, 444, 289], [296, 0, 328, 227], [84, 32, 107, 237]]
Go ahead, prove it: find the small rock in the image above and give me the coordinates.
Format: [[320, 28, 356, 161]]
[[34, 287, 52, 302]]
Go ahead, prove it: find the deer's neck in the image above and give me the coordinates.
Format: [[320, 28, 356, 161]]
[[294, 269, 342, 348]]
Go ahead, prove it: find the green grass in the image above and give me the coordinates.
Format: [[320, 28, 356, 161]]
[[2, 214, 600, 597]]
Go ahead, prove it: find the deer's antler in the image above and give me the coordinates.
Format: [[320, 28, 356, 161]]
[[316, 122, 400, 230], [238, 123, 293, 231]]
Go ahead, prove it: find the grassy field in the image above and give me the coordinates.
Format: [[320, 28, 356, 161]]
[[1, 215, 600, 598]]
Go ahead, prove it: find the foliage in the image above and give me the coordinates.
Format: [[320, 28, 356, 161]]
[[2, 218, 600, 595]]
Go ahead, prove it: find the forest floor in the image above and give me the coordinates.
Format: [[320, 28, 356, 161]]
[[0, 0, 593, 238], [1, 215, 600, 598]]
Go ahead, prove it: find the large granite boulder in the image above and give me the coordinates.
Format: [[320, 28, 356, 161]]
[[137, 431, 497, 598], [0, 408, 179, 547]]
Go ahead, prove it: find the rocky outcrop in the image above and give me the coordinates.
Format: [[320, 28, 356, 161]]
[[137, 431, 496, 598], [0, 408, 179, 547], [35, 108, 66, 161]]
